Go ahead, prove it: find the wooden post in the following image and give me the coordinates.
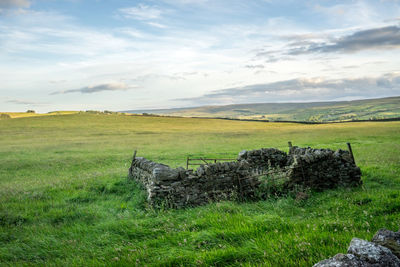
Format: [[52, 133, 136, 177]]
[[288, 141, 293, 153], [347, 143, 356, 164], [130, 150, 137, 167]]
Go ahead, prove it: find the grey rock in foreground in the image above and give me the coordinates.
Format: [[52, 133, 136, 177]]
[[313, 253, 369, 267], [347, 238, 400, 266], [313, 229, 400, 267], [372, 229, 400, 258]]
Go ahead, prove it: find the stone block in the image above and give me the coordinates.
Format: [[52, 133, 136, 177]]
[[348, 238, 400, 266], [313, 253, 368, 267], [372, 229, 400, 258]]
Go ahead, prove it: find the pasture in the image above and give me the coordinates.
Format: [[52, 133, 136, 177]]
[[0, 113, 399, 266]]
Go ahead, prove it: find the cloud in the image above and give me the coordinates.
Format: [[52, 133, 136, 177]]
[[49, 80, 67, 84], [161, 0, 208, 4], [0, 0, 30, 14], [6, 99, 44, 105], [129, 73, 188, 83], [384, 17, 400, 23], [245, 64, 265, 69], [0, 21, 134, 57], [146, 22, 168, 29], [177, 72, 400, 105], [0, 0, 30, 9], [51, 82, 135, 95], [313, 2, 378, 27], [118, 4, 163, 21], [254, 25, 400, 62], [288, 26, 400, 55]]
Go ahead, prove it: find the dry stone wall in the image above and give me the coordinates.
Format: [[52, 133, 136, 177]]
[[128, 146, 362, 208], [129, 158, 260, 208], [237, 148, 288, 173], [285, 147, 362, 190]]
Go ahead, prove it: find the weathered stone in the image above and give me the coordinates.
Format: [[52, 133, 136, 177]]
[[152, 167, 179, 182], [238, 150, 247, 159], [372, 229, 400, 258], [347, 238, 400, 266], [313, 253, 369, 267]]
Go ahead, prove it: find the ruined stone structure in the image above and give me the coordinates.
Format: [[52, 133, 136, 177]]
[[314, 228, 400, 266], [128, 146, 361, 208], [129, 158, 260, 208], [286, 146, 362, 190]]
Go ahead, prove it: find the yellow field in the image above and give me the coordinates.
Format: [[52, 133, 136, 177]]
[[0, 111, 80, 119]]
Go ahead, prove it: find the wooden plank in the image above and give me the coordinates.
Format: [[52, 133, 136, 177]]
[[200, 157, 209, 164], [347, 142, 356, 164], [186, 157, 236, 169]]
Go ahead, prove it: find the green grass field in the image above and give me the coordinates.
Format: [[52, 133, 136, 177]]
[[1, 113, 399, 266]]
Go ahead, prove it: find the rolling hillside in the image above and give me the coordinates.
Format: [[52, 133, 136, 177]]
[[124, 96, 400, 122]]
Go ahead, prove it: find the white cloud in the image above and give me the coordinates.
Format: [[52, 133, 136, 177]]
[[118, 4, 163, 21], [0, 24, 136, 58], [146, 22, 168, 29], [163, 0, 208, 4], [313, 1, 381, 28]]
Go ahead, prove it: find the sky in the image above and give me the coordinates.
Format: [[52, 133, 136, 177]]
[[1, 0, 400, 112]]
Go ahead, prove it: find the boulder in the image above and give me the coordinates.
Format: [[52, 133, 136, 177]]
[[372, 229, 400, 258], [347, 238, 400, 266], [313, 253, 369, 267]]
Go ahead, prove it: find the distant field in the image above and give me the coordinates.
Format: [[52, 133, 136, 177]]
[[0, 113, 399, 266], [125, 96, 400, 122], [0, 111, 79, 119]]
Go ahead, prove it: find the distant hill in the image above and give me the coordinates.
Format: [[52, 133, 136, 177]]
[[123, 96, 400, 122]]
